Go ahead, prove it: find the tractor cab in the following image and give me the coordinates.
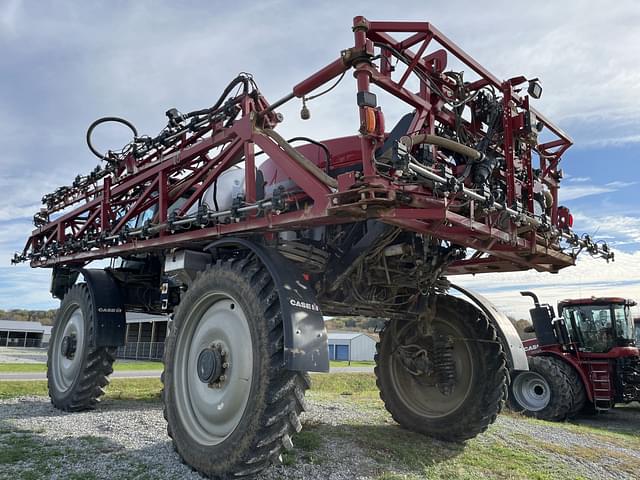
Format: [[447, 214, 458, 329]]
[[559, 298, 637, 353]]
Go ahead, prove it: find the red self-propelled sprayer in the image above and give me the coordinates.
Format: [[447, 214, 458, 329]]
[[14, 17, 613, 478]]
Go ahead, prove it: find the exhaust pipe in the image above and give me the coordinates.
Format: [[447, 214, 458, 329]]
[[520, 291, 541, 307]]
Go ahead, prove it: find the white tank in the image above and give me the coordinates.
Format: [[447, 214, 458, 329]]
[[187, 167, 245, 215]]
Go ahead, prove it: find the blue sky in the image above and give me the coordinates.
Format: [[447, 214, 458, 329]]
[[1, 1, 639, 318]]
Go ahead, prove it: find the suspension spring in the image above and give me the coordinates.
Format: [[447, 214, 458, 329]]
[[432, 334, 456, 396]]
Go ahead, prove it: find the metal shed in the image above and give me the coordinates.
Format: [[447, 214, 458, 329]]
[[0, 320, 48, 347], [118, 312, 169, 360], [327, 331, 377, 362]]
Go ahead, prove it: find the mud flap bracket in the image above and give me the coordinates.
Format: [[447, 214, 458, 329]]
[[451, 284, 528, 371], [206, 239, 330, 373], [77, 268, 127, 348]]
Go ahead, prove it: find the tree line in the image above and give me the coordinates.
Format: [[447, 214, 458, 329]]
[[0, 309, 58, 325]]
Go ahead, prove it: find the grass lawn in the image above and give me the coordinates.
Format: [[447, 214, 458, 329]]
[[310, 372, 377, 397], [330, 360, 375, 367], [0, 377, 162, 401], [0, 373, 372, 401], [0, 360, 163, 373]]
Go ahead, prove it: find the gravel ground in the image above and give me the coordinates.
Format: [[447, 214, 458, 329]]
[[0, 347, 48, 363], [1, 395, 639, 480]]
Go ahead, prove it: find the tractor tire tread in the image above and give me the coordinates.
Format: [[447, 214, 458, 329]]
[[511, 355, 576, 422], [162, 254, 309, 479], [47, 284, 116, 412], [375, 296, 508, 442]]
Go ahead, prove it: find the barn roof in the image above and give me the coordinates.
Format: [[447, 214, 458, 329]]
[[126, 312, 169, 323], [327, 331, 368, 340], [0, 320, 47, 333]]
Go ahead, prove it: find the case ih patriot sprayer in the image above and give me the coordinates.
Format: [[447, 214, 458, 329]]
[[510, 293, 640, 421], [14, 17, 613, 478]]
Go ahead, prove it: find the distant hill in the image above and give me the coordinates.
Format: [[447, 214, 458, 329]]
[[324, 316, 386, 333], [0, 309, 58, 325], [326, 314, 536, 340], [508, 316, 536, 340]]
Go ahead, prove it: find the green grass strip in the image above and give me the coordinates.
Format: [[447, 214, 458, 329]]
[[0, 360, 163, 373], [0, 378, 162, 401]]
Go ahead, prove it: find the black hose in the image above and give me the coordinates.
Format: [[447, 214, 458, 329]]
[[207, 75, 250, 114], [253, 136, 331, 163], [86, 117, 138, 160], [288, 137, 331, 170], [87, 75, 251, 161]]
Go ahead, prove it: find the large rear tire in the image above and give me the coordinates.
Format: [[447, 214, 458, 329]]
[[509, 356, 575, 421], [375, 296, 508, 442], [162, 255, 309, 479], [47, 284, 116, 411], [565, 362, 587, 418]]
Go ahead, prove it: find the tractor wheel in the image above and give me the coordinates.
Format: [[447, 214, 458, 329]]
[[509, 356, 575, 421], [162, 255, 309, 479], [47, 284, 116, 411], [564, 363, 587, 418], [375, 296, 508, 442]]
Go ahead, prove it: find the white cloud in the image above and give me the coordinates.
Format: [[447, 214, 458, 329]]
[[0, 220, 38, 268], [573, 213, 640, 245], [559, 179, 636, 201], [605, 181, 637, 188], [560, 185, 617, 201], [0, 266, 57, 309], [454, 249, 640, 318], [0, 205, 40, 222], [0, 0, 21, 34], [579, 134, 640, 148], [566, 176, 591, 183]]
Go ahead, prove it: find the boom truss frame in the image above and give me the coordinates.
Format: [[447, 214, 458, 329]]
[[19, 17, 610, 274]]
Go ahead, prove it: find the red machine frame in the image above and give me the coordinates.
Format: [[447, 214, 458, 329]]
[[19, 17, 604, 274]]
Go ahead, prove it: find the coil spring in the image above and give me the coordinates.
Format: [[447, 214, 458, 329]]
[[433, 334, 456, 396]]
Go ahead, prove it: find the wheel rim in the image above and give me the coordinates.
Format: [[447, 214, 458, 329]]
[[51, 304, 85, 393], [511, 371, 551, 411], [389, 319, 474, 419], [174, 292, 253, 446]]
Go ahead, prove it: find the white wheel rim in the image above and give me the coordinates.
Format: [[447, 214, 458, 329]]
[[174, 292, 253, 445], [512, 371, 551, 411], [51, 305, 85, 392]]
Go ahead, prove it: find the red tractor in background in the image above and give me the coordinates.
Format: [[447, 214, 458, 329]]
[[509, 292, 640, 421]]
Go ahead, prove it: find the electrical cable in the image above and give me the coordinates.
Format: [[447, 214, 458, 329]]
[[305, 71, 346, 101]]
